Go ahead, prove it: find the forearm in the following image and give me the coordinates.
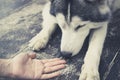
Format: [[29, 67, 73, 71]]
[[0, 59, 13, 78]]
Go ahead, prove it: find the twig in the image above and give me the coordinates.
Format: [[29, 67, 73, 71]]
[[103, 48, 120, 80]]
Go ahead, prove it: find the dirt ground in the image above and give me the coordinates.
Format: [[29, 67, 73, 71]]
[[0, 0, 120, 80]]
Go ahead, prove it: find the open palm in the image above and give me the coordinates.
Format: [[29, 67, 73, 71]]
[[11, 52, 66, 79]]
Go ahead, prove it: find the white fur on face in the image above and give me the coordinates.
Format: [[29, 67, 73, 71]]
[[59, 16, 107, 56], [59, 16, 90, 56], [61, 27, 90, 56]]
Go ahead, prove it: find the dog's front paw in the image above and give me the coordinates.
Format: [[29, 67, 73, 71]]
[[79, 64, 100, 80], [29, 33, 49, 51]]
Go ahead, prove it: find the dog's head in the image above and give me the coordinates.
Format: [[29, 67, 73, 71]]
[[59, 16, 102, 58], [59, 17, 107, 58], [57, 0, 109, 57]]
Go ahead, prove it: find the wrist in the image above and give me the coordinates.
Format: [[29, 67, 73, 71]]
[[0, 59, 13, 78]]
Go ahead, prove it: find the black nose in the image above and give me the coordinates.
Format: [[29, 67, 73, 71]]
[[60, 52, 72, 58]]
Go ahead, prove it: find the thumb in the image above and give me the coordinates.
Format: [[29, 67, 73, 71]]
[[28, 52, 36, 59]]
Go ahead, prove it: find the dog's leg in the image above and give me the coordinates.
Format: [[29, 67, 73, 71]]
[[29, 3, 57, 50], [79, 22, 108, 80]]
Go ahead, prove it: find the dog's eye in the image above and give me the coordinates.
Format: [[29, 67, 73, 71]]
[[75, 24, 86, 31]]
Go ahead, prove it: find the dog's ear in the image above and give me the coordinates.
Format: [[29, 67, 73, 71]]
[[50, 0, 54, 3]]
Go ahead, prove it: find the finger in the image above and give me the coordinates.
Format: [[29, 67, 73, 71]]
[[40, 71, 61, 79], [44, 64, 65, 73], [28, 52, 36, 59], [44, 60, 66, 67], [41, 58, 61, 63]]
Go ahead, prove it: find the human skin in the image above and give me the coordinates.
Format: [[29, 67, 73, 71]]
[[0, 52, 66, 79]]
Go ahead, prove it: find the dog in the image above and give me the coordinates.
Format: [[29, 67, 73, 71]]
[[29, 0, 120, 80]]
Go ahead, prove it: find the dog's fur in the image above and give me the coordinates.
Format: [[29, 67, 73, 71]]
[[29, 0, 120, 80]]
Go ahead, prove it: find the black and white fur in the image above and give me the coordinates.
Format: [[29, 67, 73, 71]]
[[29, 0, 120, 80]]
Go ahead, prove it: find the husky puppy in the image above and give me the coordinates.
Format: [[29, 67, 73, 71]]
[[29, 0, 120, 80]]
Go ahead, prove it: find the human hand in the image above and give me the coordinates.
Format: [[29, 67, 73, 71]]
[[11, 52, 66, 79]]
